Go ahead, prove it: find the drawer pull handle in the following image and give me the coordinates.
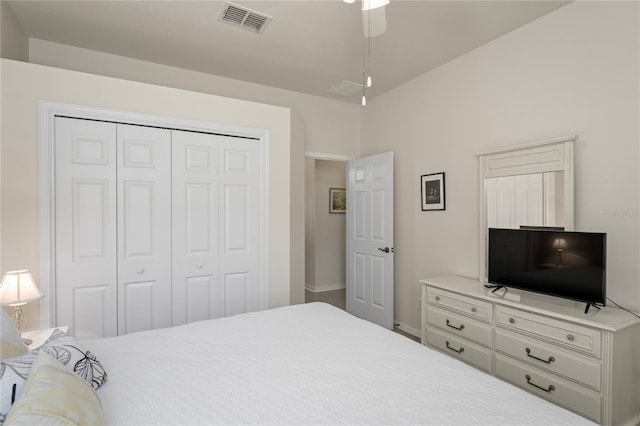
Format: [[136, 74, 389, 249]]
[[445, 341, 464, 354], [566, 334, 575, 341], [435, 296, 440, 301], [471, 307, 477, 313], [509, 318, 516, 324], [447, 320, 464, 331], [525, 348, 555, 364], [446, 319, 465, 331], [525, 374, 555, 393]]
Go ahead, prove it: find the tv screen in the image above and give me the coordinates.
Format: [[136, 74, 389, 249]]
[[488, 228, 606, 307]]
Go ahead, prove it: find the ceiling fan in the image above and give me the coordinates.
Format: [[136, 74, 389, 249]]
[[343, 0, 390, 37]]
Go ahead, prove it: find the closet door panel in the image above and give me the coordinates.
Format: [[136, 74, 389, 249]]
[[185, 275, 216, 324], [117, 124, 172, 335], [172, 131, 220, 325], [219, 138, 261, 315], [55, 117, 117, 339]]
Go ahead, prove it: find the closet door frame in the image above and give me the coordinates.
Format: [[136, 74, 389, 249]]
[[38, 100, 270, 329]]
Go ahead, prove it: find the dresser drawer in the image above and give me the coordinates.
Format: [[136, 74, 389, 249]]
[[427, 306, 492, 347], [495, 353, 601, 423], [427, 288, 493, 323], [495, 307, 601, 357], [495, 329, 601, 390], [426, 327, 492, 373]]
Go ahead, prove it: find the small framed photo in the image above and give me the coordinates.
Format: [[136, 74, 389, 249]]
[[421, 172, 445, 211], [329, 188, 346, 214]]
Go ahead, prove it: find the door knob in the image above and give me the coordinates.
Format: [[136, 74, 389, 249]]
[[378, 247, 390, 253], [137, 268, 145, 274], [196, 264, 203, 269]]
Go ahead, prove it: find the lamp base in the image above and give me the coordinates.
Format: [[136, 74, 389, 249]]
[[10, 304, 25, 335]]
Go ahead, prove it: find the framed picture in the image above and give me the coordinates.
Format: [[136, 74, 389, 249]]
[[421, 172, 445, 211], [329, 188, 346, 214]]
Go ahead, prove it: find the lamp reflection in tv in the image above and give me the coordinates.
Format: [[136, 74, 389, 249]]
[[552, 238, 568, 266]]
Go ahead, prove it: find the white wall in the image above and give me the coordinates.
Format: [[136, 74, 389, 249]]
[[289, 114, 306, 305], [362, 1, 640, 331], [28, 40, 361, 158], [311, 160, 347, 291], [0, 0, 29, 278], [0, 59, 300, 329]]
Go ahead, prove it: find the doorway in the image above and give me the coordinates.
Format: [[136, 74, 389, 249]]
[[304, 158, 347, 310]]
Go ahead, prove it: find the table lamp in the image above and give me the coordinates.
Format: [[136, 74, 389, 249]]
[[0, 270, 44, 344], [552, 238, 567, 266]]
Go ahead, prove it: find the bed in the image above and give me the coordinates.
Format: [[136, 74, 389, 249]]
[[60, 302, 592, 425]]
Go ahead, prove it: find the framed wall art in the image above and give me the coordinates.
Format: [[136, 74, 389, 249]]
[[421, 172, 445, 211], [329, 188, 346, 214]]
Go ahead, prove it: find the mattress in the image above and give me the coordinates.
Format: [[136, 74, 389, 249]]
[[83, 302, 594, 425]]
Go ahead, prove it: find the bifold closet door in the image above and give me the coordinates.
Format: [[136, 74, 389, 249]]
[[218, 136, 261, 316], [56, 116, 262, 335], [56, 118, 172, 338], [55, 117, 118, 339], [116, 124, 172, 335], [171, 131, 220, 325], [171, 131, 261, 325]]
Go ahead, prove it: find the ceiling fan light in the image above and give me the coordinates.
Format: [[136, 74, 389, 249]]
[[362, 0, 389, 11]]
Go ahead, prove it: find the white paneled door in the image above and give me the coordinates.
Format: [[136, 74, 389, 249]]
[[217, 137, 261, 317], [55, 117, 118, 339], [171, 131, 261, 325], [346, 152, 394, 329], [55, 116, 263, 338], [117, 124, 172, 335], [171, 131, 220, 325]]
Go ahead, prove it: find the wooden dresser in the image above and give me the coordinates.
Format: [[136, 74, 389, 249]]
[[420, 275, 640, 426]]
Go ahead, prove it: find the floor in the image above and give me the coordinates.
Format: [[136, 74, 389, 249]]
[[305, 288, 420, 343], [305, 288, 346, 310]]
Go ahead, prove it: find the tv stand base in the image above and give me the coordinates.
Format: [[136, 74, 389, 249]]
[[483, 284, 506, 294], [584, 303, 602, 314]]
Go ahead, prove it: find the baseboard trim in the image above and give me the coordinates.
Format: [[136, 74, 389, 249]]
[[394, 321, 420, 339], [305, 283, 346, 293]]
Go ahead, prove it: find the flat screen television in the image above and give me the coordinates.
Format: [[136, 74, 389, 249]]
[[488, 228, 606, 313]]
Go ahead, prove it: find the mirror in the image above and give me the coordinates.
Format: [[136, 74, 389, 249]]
[[478, 136, 577, 282], [486, 171, 564, 230]]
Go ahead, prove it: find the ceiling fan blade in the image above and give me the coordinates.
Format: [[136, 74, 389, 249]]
[[363, 6, 387, 37]]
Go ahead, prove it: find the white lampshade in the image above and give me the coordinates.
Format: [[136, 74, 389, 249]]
[[552, 238, 568, 251], [0, 270, 44, 306]]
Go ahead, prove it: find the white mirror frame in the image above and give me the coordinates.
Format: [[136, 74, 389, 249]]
[[478, 135, 577, 282]]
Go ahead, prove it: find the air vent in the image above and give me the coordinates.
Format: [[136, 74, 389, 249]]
[[326, 80, 364, 97], [220, 2, 272, 34]]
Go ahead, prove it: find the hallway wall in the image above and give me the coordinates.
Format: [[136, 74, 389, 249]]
[[305, 160, 347, 292]]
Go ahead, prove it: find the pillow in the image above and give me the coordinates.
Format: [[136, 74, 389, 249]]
[[0, 329, 107, 423], [39, 329, 108, 390], [4, 352, 104, 426], [0, 310, 28, 360]]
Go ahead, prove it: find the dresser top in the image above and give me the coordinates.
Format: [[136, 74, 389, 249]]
[[420, 275, 640, 332]]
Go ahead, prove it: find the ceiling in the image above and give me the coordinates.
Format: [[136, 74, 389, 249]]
[[7, 0, 571, 103]]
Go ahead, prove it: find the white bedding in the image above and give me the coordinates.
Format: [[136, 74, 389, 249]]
[[83, 303, 593, 425]]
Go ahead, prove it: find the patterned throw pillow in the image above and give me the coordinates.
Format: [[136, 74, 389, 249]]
[[4, 352, 104, 426], [0, 329, 107, 424]]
